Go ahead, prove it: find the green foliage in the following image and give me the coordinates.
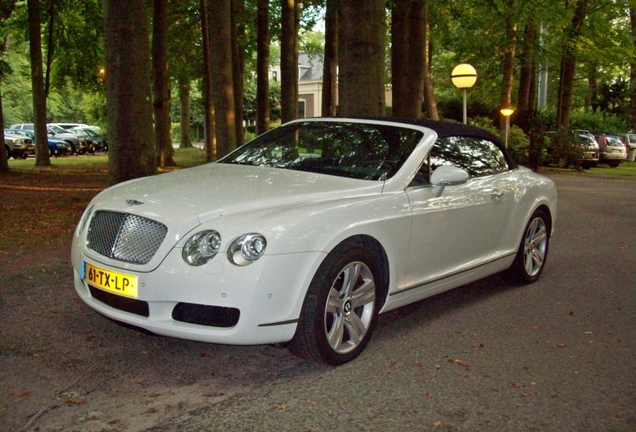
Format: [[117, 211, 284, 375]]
[[534, 106, 629, 134], [469, 116, 531, 165]]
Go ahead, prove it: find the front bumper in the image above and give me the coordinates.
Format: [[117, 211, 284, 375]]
[[72, 244, 324, 345]]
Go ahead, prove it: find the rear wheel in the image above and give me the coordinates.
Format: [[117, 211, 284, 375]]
[[289, 243, 380, 365], [508, 209, 550, 283]]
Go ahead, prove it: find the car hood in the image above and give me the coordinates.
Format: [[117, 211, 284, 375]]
[[91, 163, 384, 235]]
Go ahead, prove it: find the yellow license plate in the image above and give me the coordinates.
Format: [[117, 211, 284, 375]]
[[83, 262, 138, 298]]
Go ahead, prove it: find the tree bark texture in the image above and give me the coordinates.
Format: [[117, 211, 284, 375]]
[[256, 0, 270, 134], [556, 0, 587, 128], [208, 0, 237, 158], [103, 0, 156, 184], [338, 0, 385, 117], [0, 36, 10, 172], [200, 0, 216, 161], [630, 4, 636, 130], [422, 1, 438, 120], [281, 0, 300, 123], [499, 0, 516, 134], [516, 21, 537, 126], [231, 0, 244, 144], [178, 77, 193, 148], [0, 85, 8, 172], [27, 0, 50, 167], [152, 0, 175, 167], [321, 0, 338, 117]]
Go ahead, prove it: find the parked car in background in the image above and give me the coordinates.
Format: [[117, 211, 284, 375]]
[[4, 133, 30, 159], [10, 123, 92, 154], [49, 123, 101, 133], [5, 128, 70, 157], [623, 133, 636, 162], [72, 117, 557, 365], [595, 134, 627, 167], [9, 123, 34, 130], [71, 127, 108, 153], [544, 130, 599, 169]]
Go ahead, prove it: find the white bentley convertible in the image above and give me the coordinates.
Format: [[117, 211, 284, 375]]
[[72, 118, 557, 365]]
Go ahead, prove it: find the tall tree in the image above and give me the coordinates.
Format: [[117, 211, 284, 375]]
[[338, 0, 385, 116], [556, 0, 587, 128], [498, 0, 517, 133], [200, 0, 216, 161], [0, 1, 14, 173], [177, 77, 193, 148], [321, 0, 338, 117], [103, 0, 156, 184], [231, 0, 245, 144], [152, 0, 175, 167], [516, 21, 538, 125], [209, 0, 237, 157], [630, 1, 636, 130], [281, 0, 300, 123], [421, 0, 438, 120], [256, 0, 270, 134], [27, 0, 50, 166], [391, 0, 427, 118]]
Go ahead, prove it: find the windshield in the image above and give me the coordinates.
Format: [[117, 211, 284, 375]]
[[218, 121, 424, 181], [49, 125, 67, 133]]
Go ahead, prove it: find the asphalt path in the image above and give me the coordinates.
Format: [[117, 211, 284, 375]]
[[145, 173, 635, 432]]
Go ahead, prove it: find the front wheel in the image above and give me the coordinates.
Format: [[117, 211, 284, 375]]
[[508, 209, 550, 283], [289, 243, 380, 365]]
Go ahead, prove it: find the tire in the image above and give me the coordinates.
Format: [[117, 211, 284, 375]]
[[508, 209, 550, 284], [4, 145, 8, 159], [289, 243, 381, 365], [608, 161, 619, 168]]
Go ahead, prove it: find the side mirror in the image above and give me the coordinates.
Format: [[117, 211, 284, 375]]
[[430, 165, 469, 197]]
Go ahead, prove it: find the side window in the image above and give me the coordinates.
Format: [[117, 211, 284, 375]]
[[412, 135, 509, 186], [428, 136, 508, 178]]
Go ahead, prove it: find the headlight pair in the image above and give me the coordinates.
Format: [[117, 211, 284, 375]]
[[182, 231, 266, 267]]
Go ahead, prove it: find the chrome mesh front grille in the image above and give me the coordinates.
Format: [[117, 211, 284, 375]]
[[87, 211, 168, 264]]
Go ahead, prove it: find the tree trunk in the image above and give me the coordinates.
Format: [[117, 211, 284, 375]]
[[391, 0, 410, 117], [256, 0, 270, 134], [338, 0, 385, 117], [556, 0, 587, 128], [0, 85, 8, 172], [281, 0, 300, 123], [499, 0, 516, 134], [422, 1, 438, 120], [178, 77, 193, 148], [27, 0, 50, 167], [103, 0, 156, 185], [200, 0, 216, 160], [587, 64, 598, 111], [517, 21, 537, 125], [152, 0, 175, 167], [0, 36, 10, 172], [630, 3, 636, 130], [321, 0, 338, 117], [232, 0, 244, 144], [209, 0, 237, 157]]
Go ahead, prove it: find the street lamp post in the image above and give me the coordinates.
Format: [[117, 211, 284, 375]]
[[500, 107, 515, 148], [451, 63, 477, 124]]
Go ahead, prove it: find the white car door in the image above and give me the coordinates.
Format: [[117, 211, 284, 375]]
[[402, 136, 512, 298]]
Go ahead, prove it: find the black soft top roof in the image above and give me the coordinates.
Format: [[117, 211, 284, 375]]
[[347, 116, 517, 169]]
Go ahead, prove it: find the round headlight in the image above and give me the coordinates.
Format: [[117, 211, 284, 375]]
[[227, 233, 267, 266], [182, 230, 222, 266]]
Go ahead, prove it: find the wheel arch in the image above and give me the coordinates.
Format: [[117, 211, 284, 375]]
[[330, 234, 390, 308]]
